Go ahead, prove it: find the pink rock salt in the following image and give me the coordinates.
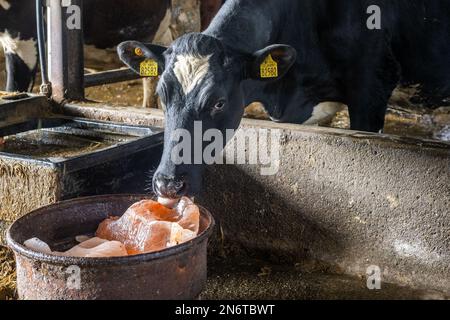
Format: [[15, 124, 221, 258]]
[[24, 237, 128, 258], [24, 198, 201, 258], [63, 238, 128, 258], [96, 197, 200, 255], [176, 197, 200, 234]]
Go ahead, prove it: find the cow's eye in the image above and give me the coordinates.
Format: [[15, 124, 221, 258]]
[[211, 99, 226, 115]]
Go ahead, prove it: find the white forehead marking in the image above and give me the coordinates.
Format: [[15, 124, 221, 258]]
[[173, 54, 212, 95], [0, 31, 38, 70], [0, 0, 11, 10], [303, 102, 345, 125]]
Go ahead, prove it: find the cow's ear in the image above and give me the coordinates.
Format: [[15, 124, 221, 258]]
[[117, 41, 167, 76], [247, 45, 297, 81]]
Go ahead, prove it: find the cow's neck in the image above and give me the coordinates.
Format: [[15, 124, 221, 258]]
[[203, 0, 286, 53]]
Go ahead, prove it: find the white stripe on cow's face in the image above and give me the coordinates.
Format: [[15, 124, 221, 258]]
[[0, 31, 38, 71], [0, 0, 11, 10], [173, 54, 212, 95], [303, 102, 345, 125]]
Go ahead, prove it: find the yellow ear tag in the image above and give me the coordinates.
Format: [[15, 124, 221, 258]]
[[260, 54, 278, 79], [140, 59, 159, 77]]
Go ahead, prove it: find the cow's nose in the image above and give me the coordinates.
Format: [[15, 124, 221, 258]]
[[153, 173, 187, 198]]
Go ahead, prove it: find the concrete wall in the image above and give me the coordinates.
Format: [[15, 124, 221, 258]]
[[202, 124, 450, 294], [63, 104, 450, 293]]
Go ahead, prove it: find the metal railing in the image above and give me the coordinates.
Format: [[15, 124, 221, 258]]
[[84, 68, 140, 88], [36, 0, 140, 102]]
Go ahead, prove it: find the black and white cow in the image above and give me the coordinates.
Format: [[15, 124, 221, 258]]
[[0, 0, 170, 92], [118, 0, 450, 198], [0, 0, 38, 92]]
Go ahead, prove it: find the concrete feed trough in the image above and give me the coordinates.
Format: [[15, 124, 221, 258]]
[[201, 121, 450, 294], [6, 195, 215, 300]]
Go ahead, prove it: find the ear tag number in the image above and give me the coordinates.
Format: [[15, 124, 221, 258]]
[[140, 59, 159, 77], [260, 54, 278, 78]]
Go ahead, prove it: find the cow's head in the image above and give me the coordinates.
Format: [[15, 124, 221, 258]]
[[118, 33, 296, 199]]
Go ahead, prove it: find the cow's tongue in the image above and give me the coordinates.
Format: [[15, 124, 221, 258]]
[[157, 197, 180, 208]]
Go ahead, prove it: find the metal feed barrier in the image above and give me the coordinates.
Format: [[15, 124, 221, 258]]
[[36, 0, 140, 102]]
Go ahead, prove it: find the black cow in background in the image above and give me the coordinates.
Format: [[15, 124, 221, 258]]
[[0, 0, 40, 92], [0, 0, 170, 92], [83, 0, 169, 49]]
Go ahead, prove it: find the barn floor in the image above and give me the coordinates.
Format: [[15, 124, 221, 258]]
[[202, 256, 449, 300]]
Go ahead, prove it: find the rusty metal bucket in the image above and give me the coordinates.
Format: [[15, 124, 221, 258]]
[[6, 195, 215, 300]]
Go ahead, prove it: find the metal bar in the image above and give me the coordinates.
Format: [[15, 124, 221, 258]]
[[47, 0, 64, 101], [84, 68, 140, 88], [48, 0, 85, 102], [36, 0, 49, 85], [66, 0, 85, 100]]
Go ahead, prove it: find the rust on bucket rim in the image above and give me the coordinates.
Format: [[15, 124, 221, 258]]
[[6, 194, 215, 267]]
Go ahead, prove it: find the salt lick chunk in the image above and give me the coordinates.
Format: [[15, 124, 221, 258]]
[[24, 237, 128, 257], [76, 237, 109, 249], [75, 235, 91, 243], [96, 197, 200, 255], [97, 220, 174, 255], [157, 197, 179, 208], [63, 238, 128, 258], [129, 199, 180, 222], [23, 198, 200, 258], [176, 197, 200, 234], [24, 238, 52, 254]]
